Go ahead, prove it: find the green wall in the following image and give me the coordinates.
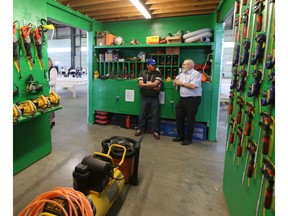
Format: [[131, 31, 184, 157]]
[[103, 15, 214, 44], [222, 0, 275, 215], [216, 0, 235, 22]]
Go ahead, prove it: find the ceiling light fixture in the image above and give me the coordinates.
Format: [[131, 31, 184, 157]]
[[130, 0, 151, 19]]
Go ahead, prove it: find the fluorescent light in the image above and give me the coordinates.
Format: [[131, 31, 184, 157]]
[[130, 0, 151, 19]]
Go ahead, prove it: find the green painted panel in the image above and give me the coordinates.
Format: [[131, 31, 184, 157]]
[[118, 85, 141, 115], [93, 79, 213, 136], [95, 81, 119, 112], [13, 114, 52, 174], [13, 0, 50, 103], [223, 0, 275, 215], [208, 23, 224, 141]]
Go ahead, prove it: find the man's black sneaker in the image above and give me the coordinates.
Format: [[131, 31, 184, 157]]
[[172, 137, 185, 142], [181, 139, 192, 145]]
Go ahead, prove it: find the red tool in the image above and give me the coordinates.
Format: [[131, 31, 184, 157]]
[[241, 139, 257, 186], [254, 112, 272, 172], [228, 91, 235, 115], [259, 114, 274, 157], [254, 0, 265, 32], [244, 102, 255, 136], [20, 24, 34, 70], [226, 117, 236, 151], [233, 125, 243, 164], [13, 21, 21, 78], [236, 96, 245, 124], [241, 9, 249, 39], [33, 27, 44, 70], [234, 16, 240, 42], [235, 0, 240, 14], [256, 158, 275, 215]]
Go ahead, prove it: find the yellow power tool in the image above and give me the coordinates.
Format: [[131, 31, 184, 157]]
[[17, 100, 37, 116], [32, 95, 51, 110], [13, 104, 22, 121], [47, 91, 60, 105]]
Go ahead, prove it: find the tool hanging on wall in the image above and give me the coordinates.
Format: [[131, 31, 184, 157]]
[[242, 138, 257, 186], [241, 9, 249, 39], [261, 0, 275, 80], [236, 96, 245, 124], [255, 157, 275, 216], [244, 102, 255, 137], [228, 91, 236, 115], [259, 113, 274, 160], [20, 23, 34, 70], [232, 44, 240, 67], [230, 68, 238, 90], [247, 69, 262, 97], [239, 103, 255, 175], [243, 0, 258, 78], [266, 52, 275, 69], [13, 21, 22, 78], [254, 112, 272, 177], [26, 74, 43, 94], [261, 71, 275, 106], [240, 40, 250, 65], [33, 18, 55, 70], [250, 33, 266, 65], [233, 125, 244, 164], [235, 0, 240, 14], [236, 69, 247, 92], [234, 16, 240, 42], [33, 27, 44, 70], [226, 117, 236, 151], [254, 0, 265, 32]]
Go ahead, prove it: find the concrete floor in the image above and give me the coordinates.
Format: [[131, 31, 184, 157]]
[[13, 85, 230, 216]]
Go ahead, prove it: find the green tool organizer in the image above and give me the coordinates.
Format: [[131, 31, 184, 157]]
[[92, 40, 218, 140], [13, 0, 62, 175], [223, 0, 275, 215]]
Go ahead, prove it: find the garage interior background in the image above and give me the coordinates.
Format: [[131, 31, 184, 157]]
[[9, 0, 281, 215]]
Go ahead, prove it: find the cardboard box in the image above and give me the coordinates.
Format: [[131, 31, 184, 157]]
[[96, 35, 105, 46], [96, 32, 115, 45], [166, 47, 180, 55], [166, 35, 182, 44], [146, 36, 160, 44]]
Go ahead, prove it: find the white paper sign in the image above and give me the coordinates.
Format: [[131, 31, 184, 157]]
[[159, 91, 165, 104], [125, 90, 135, 102]]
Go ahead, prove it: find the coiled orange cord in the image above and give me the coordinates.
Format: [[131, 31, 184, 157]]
[[18, 187, 93, 216]]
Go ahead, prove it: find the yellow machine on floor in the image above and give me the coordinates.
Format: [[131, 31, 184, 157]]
[[18, 137, 143, 216]]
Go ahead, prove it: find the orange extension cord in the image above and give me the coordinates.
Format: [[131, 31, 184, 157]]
[[18, 187, 94, 216]]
